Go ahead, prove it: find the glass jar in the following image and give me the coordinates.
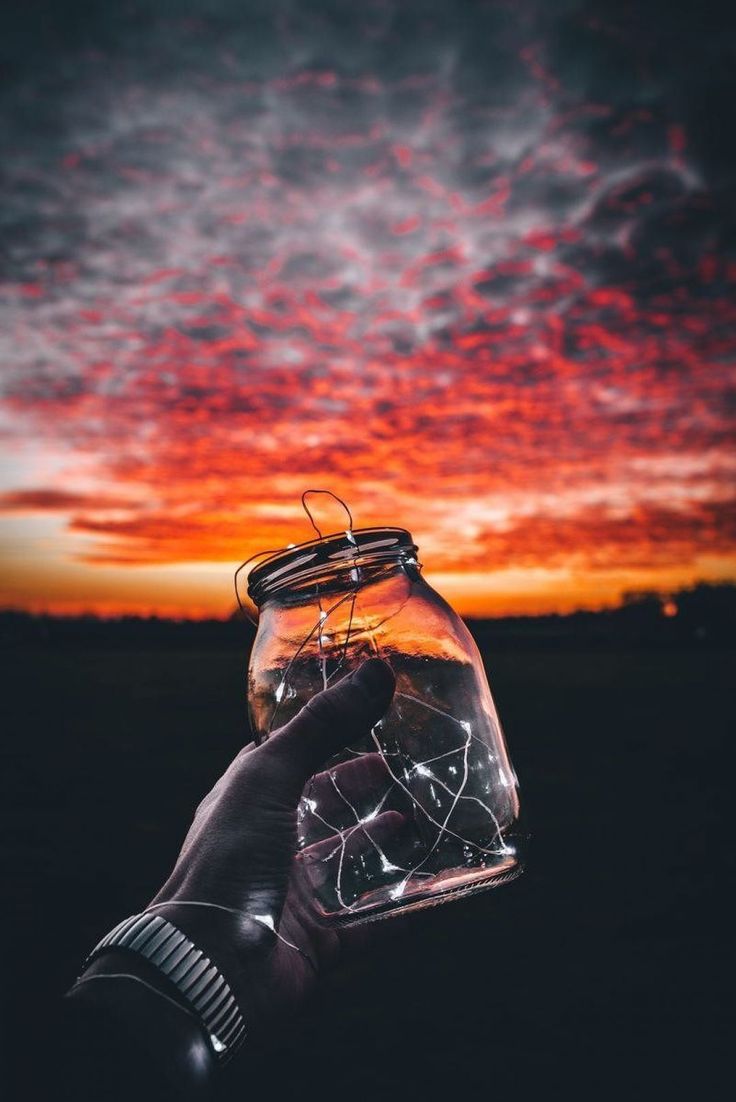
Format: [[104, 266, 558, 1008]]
[[247, 527, 524, 924]]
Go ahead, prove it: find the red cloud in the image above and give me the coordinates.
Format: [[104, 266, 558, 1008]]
[[0, 489, 134, 513], [1, 14, 735, 616]]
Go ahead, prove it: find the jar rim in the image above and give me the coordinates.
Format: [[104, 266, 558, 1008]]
[[247, 526, 418, 605]]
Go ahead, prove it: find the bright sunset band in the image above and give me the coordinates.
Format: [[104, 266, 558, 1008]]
[[1, 9, 734, 619]]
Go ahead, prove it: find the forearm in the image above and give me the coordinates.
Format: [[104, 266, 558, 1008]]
[[50, 661, 395, 1100], [59, 951, 220, 1102]]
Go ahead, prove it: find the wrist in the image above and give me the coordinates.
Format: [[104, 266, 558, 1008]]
[[81, 911, 247, 1062], [68, 950, 220, 1100], [147, 898, 280, 1022]]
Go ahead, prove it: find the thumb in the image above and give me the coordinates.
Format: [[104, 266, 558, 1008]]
[[262, 659, 395, 798]]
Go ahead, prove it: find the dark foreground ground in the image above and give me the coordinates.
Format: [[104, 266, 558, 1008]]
[[1, 640, 731, 1100]]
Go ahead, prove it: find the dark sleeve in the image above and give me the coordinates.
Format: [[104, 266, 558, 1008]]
[[51, 951, 221, 1102]]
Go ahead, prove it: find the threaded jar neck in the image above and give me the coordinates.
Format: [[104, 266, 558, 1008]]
[[247, 527, 419, 606]]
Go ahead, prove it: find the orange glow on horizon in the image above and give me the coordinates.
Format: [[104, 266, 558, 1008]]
[[1, 518, 734, 620]]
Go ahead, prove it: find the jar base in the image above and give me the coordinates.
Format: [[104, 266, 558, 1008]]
[[319, 855, 524, 927]]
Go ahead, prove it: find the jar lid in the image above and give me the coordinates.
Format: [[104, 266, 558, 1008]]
[[247, 526, 418, 604]]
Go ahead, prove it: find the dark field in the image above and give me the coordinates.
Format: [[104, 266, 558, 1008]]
[[2, 641, 731, 1100]]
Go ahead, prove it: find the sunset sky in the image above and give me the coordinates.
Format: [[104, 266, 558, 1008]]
[[1, 0, 734, 618]]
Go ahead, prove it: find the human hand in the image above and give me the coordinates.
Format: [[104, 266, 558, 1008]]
[[146, 658, 398, 1045]]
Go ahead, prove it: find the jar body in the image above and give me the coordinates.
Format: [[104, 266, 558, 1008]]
[[248, 548, 523, 924]]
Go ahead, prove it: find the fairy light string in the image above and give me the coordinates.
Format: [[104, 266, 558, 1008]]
[[235, 490, 516, 915]]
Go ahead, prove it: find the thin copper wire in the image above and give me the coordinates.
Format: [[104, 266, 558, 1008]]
[[265, 588, 361, 734], [234, 546, 291, 625], [301, 489, 353, 539], [301, 491, 356, 690], [234, 489, 356, 625]]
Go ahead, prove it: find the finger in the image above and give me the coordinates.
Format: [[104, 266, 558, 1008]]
[[300, 809, 407, 866], [305, 753, 391, 839], [297, 809, 409, 911], [310, 751, 387, 794], [263, 659, 395, 797]]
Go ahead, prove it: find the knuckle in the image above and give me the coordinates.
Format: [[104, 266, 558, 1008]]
[[251, 741, 292, 787], [303, 684, 350, 728]]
